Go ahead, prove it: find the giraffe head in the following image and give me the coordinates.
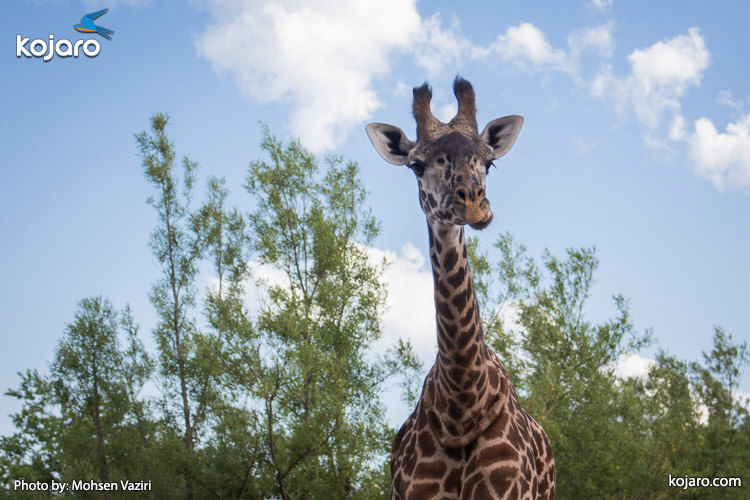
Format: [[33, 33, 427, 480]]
[[366, 77, 523, 230]]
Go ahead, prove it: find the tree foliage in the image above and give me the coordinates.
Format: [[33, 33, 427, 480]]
[[203, 128, 392, 499], [0, 297, 153, 499], [468, 232, 749, 499], [1, 118, 747, 499]]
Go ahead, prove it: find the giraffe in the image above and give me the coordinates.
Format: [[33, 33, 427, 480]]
[[366, 77, 555, 499]]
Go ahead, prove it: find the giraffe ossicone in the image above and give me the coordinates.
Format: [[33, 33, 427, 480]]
[[367, 77, 556, 499]]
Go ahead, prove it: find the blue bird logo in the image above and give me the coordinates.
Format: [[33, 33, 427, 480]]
[[74, 9, 114, 40]]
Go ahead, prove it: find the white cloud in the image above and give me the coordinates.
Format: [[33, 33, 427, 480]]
[[614, 353, 655, 380], [668, 114, 687, 142], [394, 81, 411, 97], [413, 12, 477, 75], [478, 22, 615, 82], [489, 23, 572, 74], [629, 28, 709, 113], [434, 102, 458, 123], [592, 28, 710, 129], [414, 17, 614, 79], [196, 3, 748, 194], [587, 27, 750, 192], [568, 22, 615, 60], [717, 90, 745, 110], [688, 115, 750, 190], [367, 244, 437, 365], [496, 301, 527, 343], [643, 133, 675, 154], [590, 64, 628, 111], [412, 19, 614, 121], [196, 1, 615, 152], [588, 0, 613, 12], [196, 0, 422, 152]]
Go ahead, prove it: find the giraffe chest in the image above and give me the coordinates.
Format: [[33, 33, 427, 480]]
[[390, 395, 555, 500]]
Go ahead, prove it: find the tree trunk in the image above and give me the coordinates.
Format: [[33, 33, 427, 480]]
[[91, 372, 111, 500]]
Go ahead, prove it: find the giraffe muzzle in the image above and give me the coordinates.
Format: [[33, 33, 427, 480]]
[[455, 184, 492, 229]]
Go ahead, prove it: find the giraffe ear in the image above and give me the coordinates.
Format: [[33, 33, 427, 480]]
[[480, 115, 524, 159], [366, 123, 415, 166]]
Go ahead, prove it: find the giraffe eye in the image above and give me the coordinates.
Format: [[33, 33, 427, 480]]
[[410, 160, 425, 176], [485, 161, 496, 173]]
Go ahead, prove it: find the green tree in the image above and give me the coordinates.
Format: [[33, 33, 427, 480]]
[[612, 329, 749, 500], [615, 352, 699, 499], [207, 128, 392, 499], [0, 370, 62, 497], [190, 175, 264, 499], [0, 297, 153, 499], [468, 232, 750, 499], [136, 113, 225, 499], [466, 233, 539, 379], [689, 327, 749, 498], [469, 233, 652, 498], [384, 338, 424, 409], [3, 115, 748, 499]]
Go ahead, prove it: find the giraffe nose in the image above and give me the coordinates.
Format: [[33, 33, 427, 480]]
[[455, 183, 489, 226], [454, 184, 484, 203]]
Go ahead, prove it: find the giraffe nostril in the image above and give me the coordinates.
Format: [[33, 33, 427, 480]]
[[455, 187, 467, 202], [476, 187, 484, 199]]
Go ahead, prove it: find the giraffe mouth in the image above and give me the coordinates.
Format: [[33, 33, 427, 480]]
[[468, 210, 493, 230], [461, 197, 493, 230]]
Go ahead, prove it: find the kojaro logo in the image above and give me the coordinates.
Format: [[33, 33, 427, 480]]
[[17, 9, 114, 62]]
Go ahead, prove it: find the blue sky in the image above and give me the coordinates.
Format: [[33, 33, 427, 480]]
[[1, 0, 749, 434]]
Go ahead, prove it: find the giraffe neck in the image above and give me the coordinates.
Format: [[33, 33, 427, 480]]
[[425, 220, 509, 447], [428, 221, 484, 367]]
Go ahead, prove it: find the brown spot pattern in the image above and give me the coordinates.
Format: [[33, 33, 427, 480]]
[[382, 79, 554, 499], [390, 220, 556, 499]]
